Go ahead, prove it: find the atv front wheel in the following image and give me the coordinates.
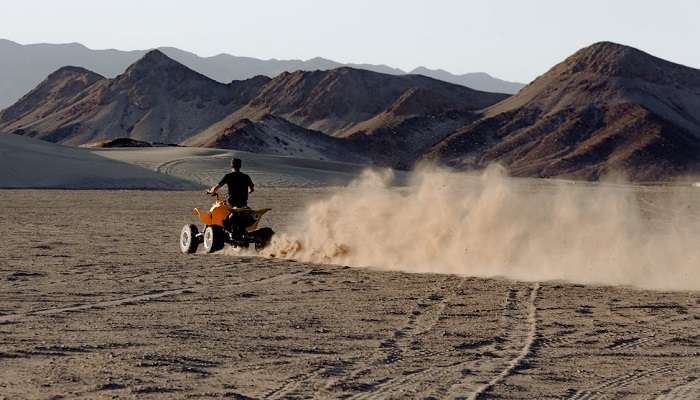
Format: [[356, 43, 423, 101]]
[[203, 226, 225, 253], [180, 224, 199, 254]]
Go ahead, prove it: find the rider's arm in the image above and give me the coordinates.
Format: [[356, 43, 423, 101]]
[[248, 176, 254, 194], [207, 184, 221, 194], [208, 175, 228, 194]]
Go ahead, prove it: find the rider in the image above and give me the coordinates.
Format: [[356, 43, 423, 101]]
[[207, 158, 254, 208]]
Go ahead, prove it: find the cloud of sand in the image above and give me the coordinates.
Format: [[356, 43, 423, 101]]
[[263, 165, 700, 291]]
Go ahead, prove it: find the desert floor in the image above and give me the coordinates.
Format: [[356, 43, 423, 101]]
[[1, 189, 699, 400]]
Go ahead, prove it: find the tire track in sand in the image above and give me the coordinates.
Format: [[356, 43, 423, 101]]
[[314, 278, 459, 400], [0, 269, 310, 324], [538, 312, 691, 351], [366, 286, 523, 400], [568, 364, 680, 400], [0, 287, 195, 324], [155, 158, 186, 174], [350, 282, 538, 400], [656, 376, 700, 400], [154, 154, 227, 185], [347, 289, 457, 400], [438, 286, 525, 399], [606, 318, 696, 351], [463, 282, 540, 400], [379, 287, 454, 365], [263, 365, 329, 400], [153, 152, 229, 175]]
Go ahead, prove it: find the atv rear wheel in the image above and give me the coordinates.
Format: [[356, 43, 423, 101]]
[[203, 225, 225, 253], [180, 224, 199, 254], [253, 227, 275, 251]]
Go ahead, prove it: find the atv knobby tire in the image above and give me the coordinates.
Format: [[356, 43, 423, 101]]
[[203, 225, 225, 253], [253, 227, 275, 251], [180, 224, 199, 254]]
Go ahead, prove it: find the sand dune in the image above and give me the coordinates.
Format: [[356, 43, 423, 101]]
[[0, 133, 373, 189], [0, 134, 199, 189], [94, 145, 375, 188]]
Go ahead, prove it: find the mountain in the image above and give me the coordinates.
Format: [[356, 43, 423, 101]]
[[2, 52, 508, 165], [184, 114, 367, 163], [4, 41, 698, 180], [0, 39, 142, 110], [425, 42, 700, 181], [206, 67, 508, 136], [0, 66, 105, 126], [186, 67, 509, 166], [339, 88, 486, 168], [410, 67, 524, 94], [0, 39, 523, 109], [0, 50, 269, 144]]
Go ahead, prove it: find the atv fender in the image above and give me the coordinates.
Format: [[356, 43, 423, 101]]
[[194, 202, 231, 227], [193, 208, 213, 225], [246, 208, 271, 231]]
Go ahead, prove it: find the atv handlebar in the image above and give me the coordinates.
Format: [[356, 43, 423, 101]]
[[206, 191, 225, 202]]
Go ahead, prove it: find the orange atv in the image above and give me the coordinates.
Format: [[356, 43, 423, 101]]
[[179, 192, 274, 253]]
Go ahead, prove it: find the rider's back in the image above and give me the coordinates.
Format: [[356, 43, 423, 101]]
[[219, 171, 253, 207]]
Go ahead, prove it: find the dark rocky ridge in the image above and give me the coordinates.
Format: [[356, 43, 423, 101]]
[[425, 42, 700, 181], [185, 67, 509, 164]]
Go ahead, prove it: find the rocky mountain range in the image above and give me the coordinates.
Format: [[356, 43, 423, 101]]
[[184, 67, 507, 167], [0, 49, 506, 164], [0, 39, 525, 109], [2, 41, 699, 181]]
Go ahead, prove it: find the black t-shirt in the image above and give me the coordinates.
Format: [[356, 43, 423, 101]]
[[218, 171, 254, 207]]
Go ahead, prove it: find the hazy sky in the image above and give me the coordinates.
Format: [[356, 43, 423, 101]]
[[2, 0, 699, 83]]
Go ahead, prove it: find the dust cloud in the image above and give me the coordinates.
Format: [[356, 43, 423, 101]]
[[263, 165, 700, 291]]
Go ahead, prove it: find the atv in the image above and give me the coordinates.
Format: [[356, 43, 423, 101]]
[[179, 192, 274, 254]]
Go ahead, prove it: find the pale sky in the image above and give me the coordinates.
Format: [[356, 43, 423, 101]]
[[2, 0, 699, 83]]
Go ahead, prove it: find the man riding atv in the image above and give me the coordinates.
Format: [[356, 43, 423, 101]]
[[207, 158, 254, 207], [179, 158, 274, 253]]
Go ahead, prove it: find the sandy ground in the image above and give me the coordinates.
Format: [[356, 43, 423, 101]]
[[1, 189, 699, 399]]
